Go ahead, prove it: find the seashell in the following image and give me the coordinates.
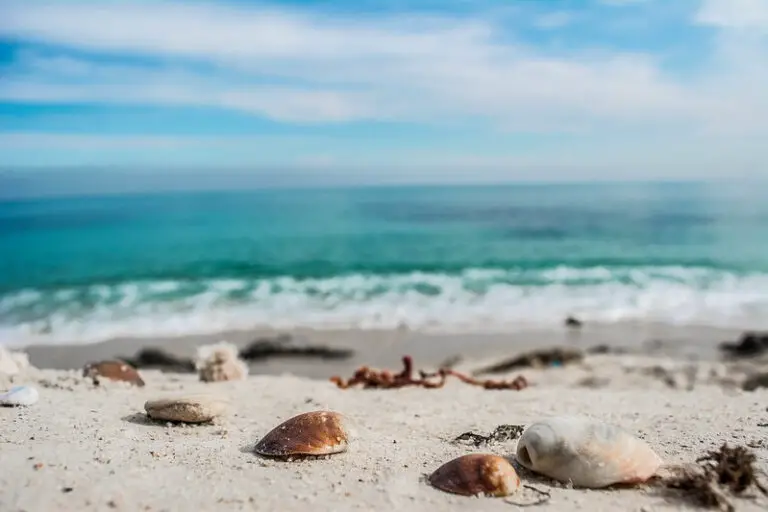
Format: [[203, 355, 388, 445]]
[[83, 360, 145, 387], [0, 347, 31, 376], [144, 395, 228, 423], [0, 385, 39, 406], [195, 341, 248, 382], [429, 454, 521, 497], [255, 410, 349, 459], [516, 416, 662, 488]]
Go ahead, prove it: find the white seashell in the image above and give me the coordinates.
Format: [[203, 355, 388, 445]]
[[0, 385, 39, 406], [516, 416, 662, 488], [0, 347, 31, 376], [195, 341, 248, 382]]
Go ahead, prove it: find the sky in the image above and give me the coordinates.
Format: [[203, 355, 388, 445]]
[[1, 0, 767, 187]]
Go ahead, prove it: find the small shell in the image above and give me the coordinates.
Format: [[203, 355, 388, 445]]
[[0, 347, 31, 376], [516, 416, 663, 488], [0, 385, 39, 406], [429, 454, 521, 497], [255, 410, 349, 459], [144, 395, 228, 423], [83, 360, 145, 386], [195, 341, 248, 382]]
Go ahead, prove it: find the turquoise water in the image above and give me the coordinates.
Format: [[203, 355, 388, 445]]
[[1, 182, 768, 345]]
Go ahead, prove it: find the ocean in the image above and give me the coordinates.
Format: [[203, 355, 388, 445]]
[[1, 181, 768, 346]]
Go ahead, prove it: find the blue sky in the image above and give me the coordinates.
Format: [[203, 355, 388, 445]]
[[1, 0, 767, 183]]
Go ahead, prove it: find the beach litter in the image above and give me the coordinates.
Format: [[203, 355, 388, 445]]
[[659, 444, 768, 511], [330, 355, 528, 390]]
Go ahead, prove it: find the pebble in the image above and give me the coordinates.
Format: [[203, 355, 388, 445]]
[[144, 395, 228, 423], [0, 385, 39, 406]]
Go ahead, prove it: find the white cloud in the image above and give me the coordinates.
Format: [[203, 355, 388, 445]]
[[0, 0, 767, 140], [695, 0, 768, 29]]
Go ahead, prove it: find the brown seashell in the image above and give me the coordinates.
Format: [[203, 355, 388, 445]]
[[428, 454, 521, 497], [255, 410, 349, 459], [83, 360, 145, 387], [144, 395, 228, 423]]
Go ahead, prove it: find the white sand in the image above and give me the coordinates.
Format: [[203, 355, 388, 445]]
[[2, 353, 767, 512]]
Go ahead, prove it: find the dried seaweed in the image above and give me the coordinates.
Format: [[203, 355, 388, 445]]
[[330, 356, 528, 390], [452, 424, 525, 446], [662, 444, 768, 511], [119, 348, 196, 373], [719, 331, 768, 359], [240, 335, 353, 361], [472, 347, 583, 375]]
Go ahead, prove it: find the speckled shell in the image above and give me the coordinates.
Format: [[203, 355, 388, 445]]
[[0, 385, 39, 406], [429, 454, 521, 497], [144, 395, 227, 423], [83, 360, 145, 387], [516, 416, 663, 488], [255, 411, 349, 459]]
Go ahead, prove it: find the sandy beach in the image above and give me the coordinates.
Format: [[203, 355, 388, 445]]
[[2, 326, 768, 512]]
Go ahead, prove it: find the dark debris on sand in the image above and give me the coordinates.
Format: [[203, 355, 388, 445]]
[[452, 424, 525, 446], [239, 334, 354, 361], [118, 334, 354, 373], [472, 347, 583, 375], [564, 316, 583, 328], [719, 331, 768, 359], [661, 444, 768, 511], [119, 349, 196, 373]]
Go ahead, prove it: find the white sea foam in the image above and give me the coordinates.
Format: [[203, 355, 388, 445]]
[[2, 266, 768, 346]]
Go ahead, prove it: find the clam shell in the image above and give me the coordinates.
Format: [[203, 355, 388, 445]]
[[0, 385, 39, 406], [255, 410, 349, 459], [144, 395, 227, 423], [429, 454, 521, 497], [83, 360, 145, 386], [516, 416, 663, 488]]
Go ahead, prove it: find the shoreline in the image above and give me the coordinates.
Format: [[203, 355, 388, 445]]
[[14, 322, 748, 378]]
